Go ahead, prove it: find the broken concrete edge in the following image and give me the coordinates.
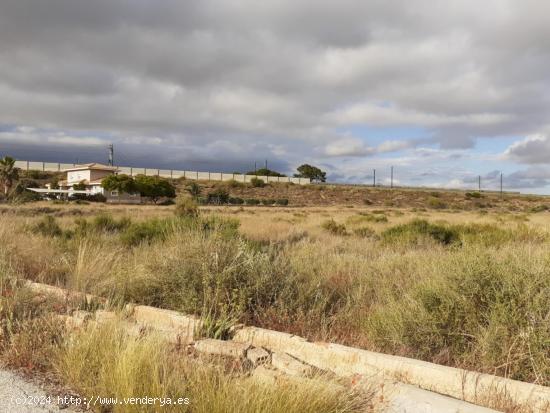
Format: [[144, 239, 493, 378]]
[[59, 311, 501, 413], [23, 280, 550, 412], [232, 326, 550, 412], [25, 280, 106, 305]]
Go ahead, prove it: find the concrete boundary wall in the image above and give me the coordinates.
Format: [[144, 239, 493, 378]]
[[25, 280, 550, 412], [14, 160, 311, 185]]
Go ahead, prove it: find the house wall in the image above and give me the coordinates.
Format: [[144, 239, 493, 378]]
[[67, 170, 91, 184], [90, 170, 114, 182]]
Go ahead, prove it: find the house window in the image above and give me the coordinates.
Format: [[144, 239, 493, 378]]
[[111, 190, 119, 196]]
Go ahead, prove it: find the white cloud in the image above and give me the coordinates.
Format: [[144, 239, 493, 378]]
[[503, 134, 550, 164]]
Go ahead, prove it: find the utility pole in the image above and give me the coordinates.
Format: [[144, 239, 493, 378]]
[[108, 144, 114, 166], [390, 166, 394, 189], [373, 169, 376, 187], [478, 175, 481, 192], [265, 159, 268, 170]]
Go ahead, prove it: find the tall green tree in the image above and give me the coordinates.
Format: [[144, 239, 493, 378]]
[[0, 156, 20, 195], [295, 164, 326, 183], [134, 175, 176, 204], [101, 174, 138, 194]]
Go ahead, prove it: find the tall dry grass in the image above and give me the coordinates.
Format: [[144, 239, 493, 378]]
[[1, 206, 550, 385], [56, 323, 373, 413]]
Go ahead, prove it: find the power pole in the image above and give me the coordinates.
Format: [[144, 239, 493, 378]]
[[373, 169, 376, 187], [265, 159, 268, 170], [108, 144, 114, 166], [390, 166, 394, 189]]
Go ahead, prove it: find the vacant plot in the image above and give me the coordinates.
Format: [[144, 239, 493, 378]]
[[1, 198, 550, 393]]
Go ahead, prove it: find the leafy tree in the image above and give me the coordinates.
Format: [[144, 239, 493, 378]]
[[246, 168, 286, 177], [134, 175, 176, 204], [73, 180, 87, 191], [101, 174, 138, 195], [0, 156, 20, 195], [295, 164, 326, 183]]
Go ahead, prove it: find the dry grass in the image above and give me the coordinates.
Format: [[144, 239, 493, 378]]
[[1, 201, 550, 388], [55, 322, 374, 413]]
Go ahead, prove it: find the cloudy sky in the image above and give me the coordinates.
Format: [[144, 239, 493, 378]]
[[1, 1, 550, 192]]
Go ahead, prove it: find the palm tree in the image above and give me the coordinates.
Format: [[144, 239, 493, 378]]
[[0, 156, 20, 195]]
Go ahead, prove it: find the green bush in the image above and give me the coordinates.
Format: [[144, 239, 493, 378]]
[[245, 199, 260, 205], [465, 191, 482, 199], [92, 214, 132, 232], [321, 219, 347, 235], [207, 189, 230, 205], [228, 197, 244, 205], [530, 204, 549, 213], [31, 216, 63, 237], [275, 198, 289, 206], [121, 220, 168, 246], [427, 197, 447, 209], [261, 199, 276, 206], [250, 177, 265, 188], [366, 248, 550, 383], [382, 219, 459, 245]]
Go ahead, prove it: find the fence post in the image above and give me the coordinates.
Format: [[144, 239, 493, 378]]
[[144, 168, 147, 176], [196, 171, 198, 180], [157, 169, 160, 176], [42, 162, 45, 171], [208, 172, 210, 181], [26, 160, 29, 171], [58, 163, 60, 171]]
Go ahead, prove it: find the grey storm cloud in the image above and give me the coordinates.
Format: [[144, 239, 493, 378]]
[[1, 0, 550, 174]]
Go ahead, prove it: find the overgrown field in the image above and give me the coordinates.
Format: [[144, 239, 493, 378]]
[[1, 200, 550, 388]]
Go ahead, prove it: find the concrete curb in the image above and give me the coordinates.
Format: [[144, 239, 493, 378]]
[[233, 326, 550, 412]]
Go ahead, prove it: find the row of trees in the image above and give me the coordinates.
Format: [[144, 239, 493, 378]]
[[101, 174, 176, 203]]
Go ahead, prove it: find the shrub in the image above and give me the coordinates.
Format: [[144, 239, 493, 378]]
[[31, 216, 63, 237], [174, 197, 199, 218], [207, 189, 230, 205], [228, 197, 244, 205], [465, 191, 482, 199], [245, 198, 260, 205], [427, 197, 448, 209], [353, 226, 376, 238], [261, 199, 276, 206], [382, 219, 459, 246], [120, 220, 168, 247], [186, 182, 202, 198], [251, 177, 265, 188], [226, 179, 245, 188], [530, 204, 549, 213], [321, 219, 347, 235], [92, 214, 132, 232], [87, 193, 106, 203], [366, 247, 550, 383], [276, 198, 289, 206]]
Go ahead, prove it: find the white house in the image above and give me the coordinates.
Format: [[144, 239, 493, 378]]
[[29, 163, 141, 203], [58, 163, 118, 194]]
